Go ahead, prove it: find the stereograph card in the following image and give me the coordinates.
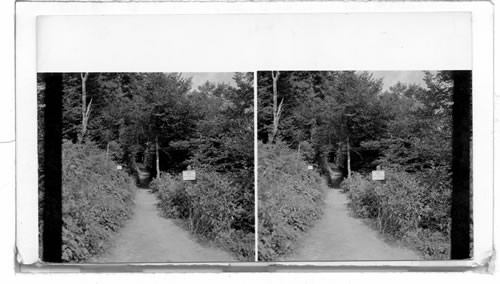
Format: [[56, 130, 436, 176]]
[[14, 0, 494, 273]]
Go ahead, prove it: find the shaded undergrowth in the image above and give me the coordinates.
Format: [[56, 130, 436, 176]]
[[341, 170, 451, 259], [61, 141, 136, 262], [150, 169, 254, 261], [258, 142, 327, 261]]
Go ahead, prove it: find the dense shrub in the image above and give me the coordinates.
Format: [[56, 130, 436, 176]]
[[150, 174, 189, 218], [150, 169, 255, 261], [258, 142, 326, 261], [62, 141, 136, 262], [341, 170, 451, 259]]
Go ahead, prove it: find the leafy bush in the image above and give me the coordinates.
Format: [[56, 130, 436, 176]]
[[62, 141, 135, 262], [341, 170, 450, 259], [150, 169, 255, 261], [415, 166, 452, 234], [150, 174, 189, 218], [258, 142, 326, 261]]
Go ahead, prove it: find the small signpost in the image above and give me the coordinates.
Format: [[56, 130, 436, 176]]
[[371, 170, 385, 181], [307, 165, 313, 170], [183, 170, 196, 181], [116, 165, 123, 170], [371, 166, 385, 181], [183, 166, 196, 181]]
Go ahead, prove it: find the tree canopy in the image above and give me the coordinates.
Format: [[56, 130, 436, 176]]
[[258, 70, 452, 178], [43, 72, 254, 182]]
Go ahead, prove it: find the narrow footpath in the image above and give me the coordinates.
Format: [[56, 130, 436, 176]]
[[286, 184, 420, 261], [94, 188, 234, 263]]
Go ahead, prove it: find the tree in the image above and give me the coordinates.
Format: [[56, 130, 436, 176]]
[[367, 72, 453, 175], [188, 73, 254, 179], [79, 72, 92, 143], [312, 72, 385, 176], [58, 72, 198, 175], [178, 73, 255, 232], [137, 73, 193, 176], [258, 71, 387, 176], [269, 71, 284, 143]]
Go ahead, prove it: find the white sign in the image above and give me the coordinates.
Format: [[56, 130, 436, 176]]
[[116, 165, 122, 170], [372, 170, 385, 181], [307, 165, 313, 170], [183, 170, 196, 181]]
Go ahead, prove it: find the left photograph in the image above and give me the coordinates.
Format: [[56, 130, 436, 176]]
[[37, 72, 255, 263]]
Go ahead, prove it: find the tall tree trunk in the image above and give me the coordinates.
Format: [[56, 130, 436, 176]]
[[269, 71, 284, 143], [296, 142, 301, 167], [42, 73, 63, 262], [79, 72, 89, 143], [450, 70, 472, 259], [105, 142, 110, 161], [346, 136, 351, 178], [318, 150, 335, 186], [156, 135, 160, 179]]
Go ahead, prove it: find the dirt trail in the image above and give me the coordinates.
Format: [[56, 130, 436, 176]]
[[94, 188, 234, 263], [286, 187, 420, 261]]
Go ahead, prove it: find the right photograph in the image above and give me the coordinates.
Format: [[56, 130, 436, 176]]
[[257, 71, 472, 261]]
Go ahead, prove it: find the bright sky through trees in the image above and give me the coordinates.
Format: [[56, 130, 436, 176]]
[[370, 71, 429, 91], [182, 72, 236, 90]]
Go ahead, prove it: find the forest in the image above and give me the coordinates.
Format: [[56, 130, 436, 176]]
[[258, 71, 468, 260], [38, 72, 254, 262]]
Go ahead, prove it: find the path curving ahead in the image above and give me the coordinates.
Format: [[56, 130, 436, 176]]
[[285, 187, 421, 261], [94, 188, 234, 263]]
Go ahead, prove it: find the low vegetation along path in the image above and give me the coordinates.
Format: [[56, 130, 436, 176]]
[[287, 173, 420, 261], [95, 188, 234, 263]]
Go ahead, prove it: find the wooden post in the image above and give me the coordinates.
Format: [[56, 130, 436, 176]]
[[155, 135, 160, 179], [346, 136, 351, 178]]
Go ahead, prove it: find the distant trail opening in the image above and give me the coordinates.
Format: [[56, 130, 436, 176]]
[[94, 187, 234, 263], [134, 164, 152, 188], [285, 166, 420, 261]]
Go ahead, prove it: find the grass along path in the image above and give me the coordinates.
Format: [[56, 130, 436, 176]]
[[285, 186, 421, 261], [93, 187, 235, 263]]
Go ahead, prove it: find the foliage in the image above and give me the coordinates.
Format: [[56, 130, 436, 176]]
[[362, 74, 452, 175], [61, 141, 136, 262], [187, 73, 254, 179], [258, 70, 453, 175], [350, 73, 453, 259], [150, 170, 254, 261], [150, 173, 189, 218], [258, 71, 390, 174], [341, 171, 450, 259], [57, 72, 254, 178], [179, 72, 255, 241], [37, 78, 46, 257], [258, 142, 326, 261], [59, 73, 196, 174]]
